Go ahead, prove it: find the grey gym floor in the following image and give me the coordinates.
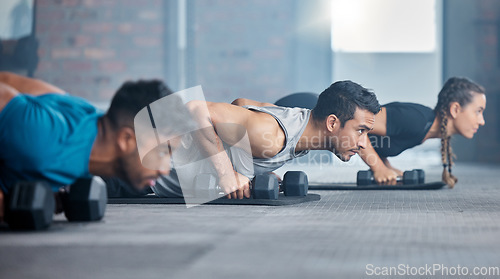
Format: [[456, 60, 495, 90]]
[[1, 160, 500, 279]]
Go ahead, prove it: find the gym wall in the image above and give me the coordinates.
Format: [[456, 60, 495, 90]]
[[443, 0, 500, 164], [1, 0, 498, 164], [13, 0, 331, 106], [34, 0, 165, 105]]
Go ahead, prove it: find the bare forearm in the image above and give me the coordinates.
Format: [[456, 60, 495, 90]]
[[188, 101, 252, 197], [358, 139, 386, 172], [188, 101, 237, 177], [359, 138, 401, 184], [194, 128, 236, 177], [0, 72, 65, 96]]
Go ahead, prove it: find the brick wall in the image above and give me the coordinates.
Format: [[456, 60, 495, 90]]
[[32, 0, 331, 105], [187, 0, 297, 102], [474, 0, 500, 163], [445, 0, 500, 164], [35, 0, 165, 103]]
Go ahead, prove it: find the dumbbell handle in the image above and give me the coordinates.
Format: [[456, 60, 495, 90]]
[[358, 170, 420, 186]]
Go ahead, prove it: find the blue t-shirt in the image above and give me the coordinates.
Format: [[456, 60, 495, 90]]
[[0, 94, 103, 193]]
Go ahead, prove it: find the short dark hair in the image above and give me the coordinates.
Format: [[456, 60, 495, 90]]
[[311, 80, 380, 127], [106, 80, 172, 129]]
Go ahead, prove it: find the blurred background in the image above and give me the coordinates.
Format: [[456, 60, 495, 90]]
[[0, 0, 499, 167]]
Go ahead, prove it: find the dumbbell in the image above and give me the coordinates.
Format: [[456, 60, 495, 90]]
[[60, 176, 107, 222], [4, 181, 55, 231], [4, 176, 107, 230], [252, 173, 279, 200], [412, 169, 425, 184], [254, 171, 309, 198], [194, 173, 280, 200], [357, 170, 420, 186], [194, 173, 267, 199], [193, 171, 308, 200]]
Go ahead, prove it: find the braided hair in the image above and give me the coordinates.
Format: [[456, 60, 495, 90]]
[[434, 77, 485, 187]]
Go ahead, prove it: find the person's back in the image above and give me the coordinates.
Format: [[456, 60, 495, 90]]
[[0, 93, 102, 192], [0, 72, 191, 223]]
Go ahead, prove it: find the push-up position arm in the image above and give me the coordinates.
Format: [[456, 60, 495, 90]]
[[357, 107, 402, 185], [232, 97, 398, 183], [187, 101, 284, 199], [187, 101, 253, 199]]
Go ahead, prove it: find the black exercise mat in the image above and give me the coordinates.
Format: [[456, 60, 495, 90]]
[[108, 193, 321, 206], [308, 182, 446, 190]]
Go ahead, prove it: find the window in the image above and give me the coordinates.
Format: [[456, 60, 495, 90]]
[[331, 0, 437, 52]]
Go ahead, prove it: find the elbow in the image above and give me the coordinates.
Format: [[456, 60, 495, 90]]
[[185, 100, 211, 121], [185, 100, 203, 114], [0, 72, 11, 83]]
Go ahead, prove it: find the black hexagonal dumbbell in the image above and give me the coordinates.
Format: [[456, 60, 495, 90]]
[[193, 171, 308, 200], [253, 173, 279, 200], [254, 171, 308, 198], [60, 176, 107, 222], [412, 169, 425, 184], [282, 171, 308, 196], [4, 181, 55, 231], [357, 170, 420, 186]]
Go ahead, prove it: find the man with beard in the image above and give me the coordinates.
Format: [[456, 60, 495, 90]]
[[0, 72, 182, 221], [153, 80, 381, 199]]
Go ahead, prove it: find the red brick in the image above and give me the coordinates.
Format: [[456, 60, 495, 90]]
[[120, 49, 142, 59], [61, 0, 81, 7], [69, 10, 98, 20], [120, 0, 156, 7], [149, 24, 163, 34], [82, 0, 116, 7], [37, 48, 47, 59], [37, 9, 66, 21], [99, 61, 127, 72], [69, 35, 94, 47], [138, 10, 160, 21], [47, 35, 65, 46], [133, 36, 161, 47], [37, 61, 57, 72], [36, 23, 81, 34], [117, 23, 148, 34], [63, 61, 93, 71], [84, 48, 115, 59], [82, 23, 113, 33], [37, 0, 57, 7], [52, 48, 81, 59]]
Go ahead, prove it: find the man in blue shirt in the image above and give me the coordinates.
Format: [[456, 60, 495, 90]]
[[0, 72, 174, 221]]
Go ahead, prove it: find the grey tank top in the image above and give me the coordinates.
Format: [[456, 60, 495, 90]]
[[244, 105, 311, 175], [150, 105, 312, 197]]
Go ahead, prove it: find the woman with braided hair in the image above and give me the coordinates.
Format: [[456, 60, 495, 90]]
[[233, 77, 486, 187], [360, 77, 486, 187]]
